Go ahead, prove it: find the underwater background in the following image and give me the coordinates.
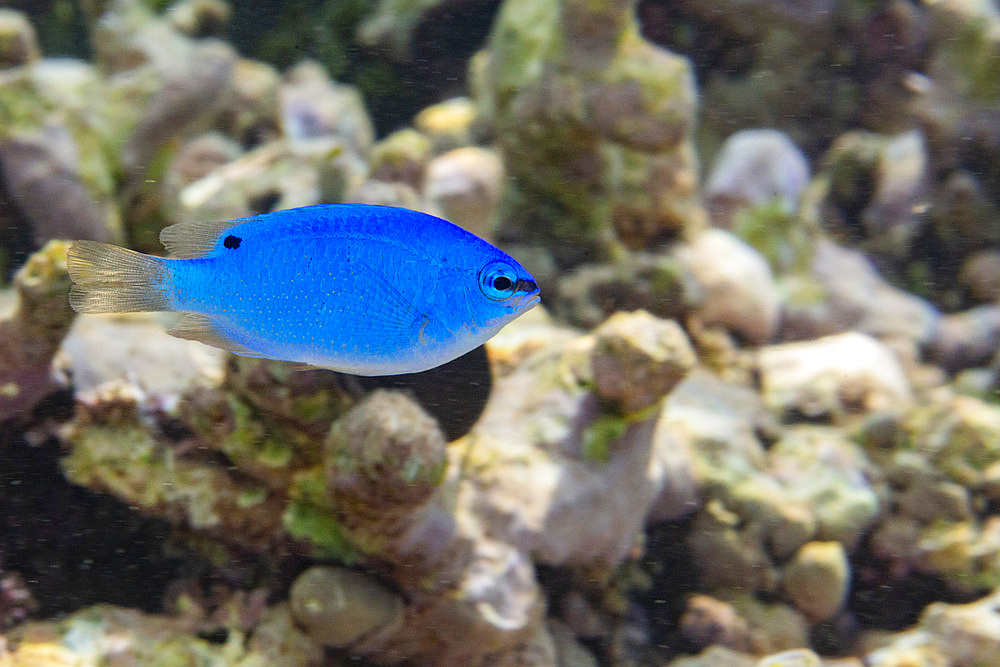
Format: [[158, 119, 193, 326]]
[[2, 0, 1000, 664]]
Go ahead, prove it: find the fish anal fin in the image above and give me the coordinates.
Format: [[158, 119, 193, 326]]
[[168, 313, 264, 357], [159, 219, 239, 259]]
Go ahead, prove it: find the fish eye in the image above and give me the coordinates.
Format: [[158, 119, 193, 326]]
[[479, 261, 518, 301]]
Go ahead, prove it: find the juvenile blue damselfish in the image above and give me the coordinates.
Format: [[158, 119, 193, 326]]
[[67, 204, 540, 375]]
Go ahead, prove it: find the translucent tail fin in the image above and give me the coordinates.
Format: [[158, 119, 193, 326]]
[[67, 241, 172, 313]]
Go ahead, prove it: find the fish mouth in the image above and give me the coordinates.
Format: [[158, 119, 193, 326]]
[[517, 290, 541, 311]]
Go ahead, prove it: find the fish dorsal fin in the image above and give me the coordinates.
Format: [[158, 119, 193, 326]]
[[159, 219, 237, 259], [169, 312, 266, 358]]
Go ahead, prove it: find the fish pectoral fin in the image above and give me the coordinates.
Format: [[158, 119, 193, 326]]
[[352, 260, 431, 336], [159, 219, 239, 258], [168, 313, 265, 357]]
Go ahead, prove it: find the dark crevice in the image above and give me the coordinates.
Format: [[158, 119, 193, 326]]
[[0, 428, 189, 616]]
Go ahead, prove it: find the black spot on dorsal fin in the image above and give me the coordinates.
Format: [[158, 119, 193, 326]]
[[224, 235, 242, 249], [159, 219, 239, 259]]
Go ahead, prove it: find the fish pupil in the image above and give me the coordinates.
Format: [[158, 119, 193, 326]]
[[224, 235, 242, 249], [493, 276, 513, 291]]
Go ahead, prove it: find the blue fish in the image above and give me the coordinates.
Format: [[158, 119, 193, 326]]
[[67, 204, 540, 375]]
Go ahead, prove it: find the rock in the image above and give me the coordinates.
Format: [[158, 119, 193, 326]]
[[369, 128, 432, 189], [326, 390, 447, 516], [819, 130, 929, 259], [167, 0, 232, 37], [217, 58, 282, 146], [930, 171, 1000, 261], [0, 242, 74, 423], [780, 240, 941, 346], [163, 132, 243, 219], [864, 588, 1000, 666], [681, 0, 859, 157], [414, 97, 478, 153], [729, 596, 811, 655], [883, 451, 972, 524], [121, 39, 238, 174], [280, 60, 374, 155], [0, 9, 39, 69], [769, 427, 879, 551], [64, 382, 290, 550], [756, 649, 825, 667], [668, 372, 878, 587], [959, 250, 1000, 303], [480, 0, 703, 261], [3, 601, 323, 664], [675, 229, 780, 345], [484, 304, 577, 378], [461, 336, 700, 564], [0, 123, 123, 244], [172, 139, 363, 225], [758, 332, 913, 421], [680, 594, 752, 652], [357, 0, 456, 60], [424, 147, 504, 240], [907, 395, 1000, 501], [590, 310, 696, 414], [352, 178, 423, 210], [555, 251, 695, 330], [705, 129, 811, 227], [688, 501, 779, 593], [910, 0, 1000, 212], [666, 645, 756, 667], [289, 566, 404, 648], [781, 541, 850, 622], [927, 306, 1000, 373], [60, 312, 226, 398], [549, 620, 599, 667]]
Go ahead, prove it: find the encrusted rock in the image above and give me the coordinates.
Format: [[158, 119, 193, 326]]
[[326, 389, 447, 517], [280, 60, 374, 154], [675, 229, 780, 345], [0, 9, 40, 69], [414, 97, 478, 153], [780, 240, 941, 346], [424, 147, 504, 241], [864, 588, 1000, 666], [289, 566, 404, 648], [781, 541, 850, 622], [0, 124, 123, 244], [959, 250, 1000, 304], [591, 310, 695, 414], [167, 0, 232, 37], [928, 306, 1000, 373], [481, 0, 703, 261], [121, 39, 238, 174], [758, 332, 913, 421], [555, 251, 694, 330], [705, 129, 811, 227], [680, 594, 752, 652], [368, 128, 432, 189], [0, 242, 75, 422]]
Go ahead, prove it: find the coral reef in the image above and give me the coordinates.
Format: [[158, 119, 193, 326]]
[[3, 0, 1000, 665]]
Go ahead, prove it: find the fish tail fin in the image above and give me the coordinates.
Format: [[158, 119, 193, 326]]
[[67, 241, 172, 314]]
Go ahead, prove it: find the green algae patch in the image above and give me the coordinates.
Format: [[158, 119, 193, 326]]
[[64, 421, 225, 530], [0, 71, 53, 137], [944, 19, 1000, 105], [283, 467, 358, 563], [581, 414, 628, 463], [733, 199, 812, 274]]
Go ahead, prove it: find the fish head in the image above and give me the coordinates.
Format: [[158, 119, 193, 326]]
[[464, 253, 540, 332]]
